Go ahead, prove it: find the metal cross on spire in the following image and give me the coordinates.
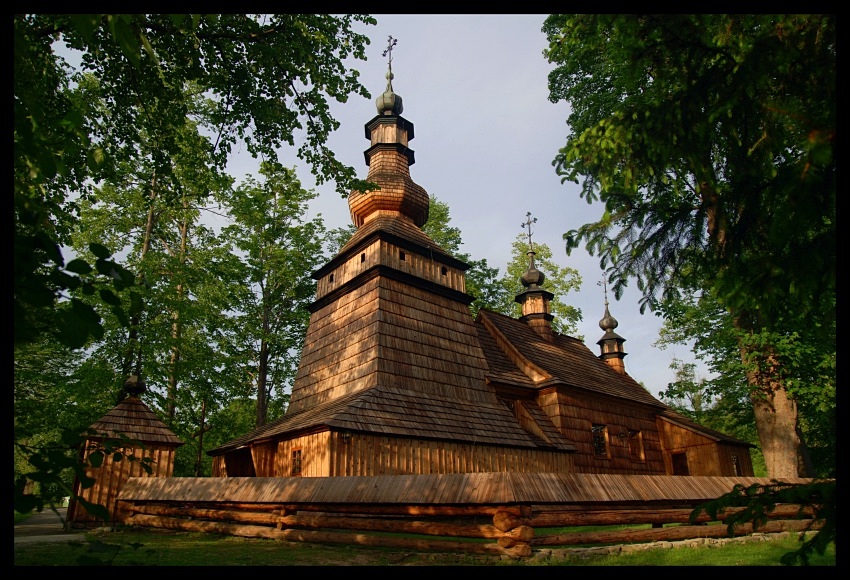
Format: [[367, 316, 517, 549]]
[[597, 277, 609, 305], [521, 212, 538, 253], [383, 35, 398, 73]]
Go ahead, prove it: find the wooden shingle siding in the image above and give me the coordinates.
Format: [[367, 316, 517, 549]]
[[289, 282, 382, 413]]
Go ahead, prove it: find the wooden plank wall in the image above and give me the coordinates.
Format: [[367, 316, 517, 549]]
[[271, 431, 576, 477], [251, 442, 278, 477], [657, 419, 730, 476], [314, 239, 466, 300], [718, 443, 755, 477], [538, 390, 667, 475], [275, 432, 331, 477], [70, 441, 175, 524]]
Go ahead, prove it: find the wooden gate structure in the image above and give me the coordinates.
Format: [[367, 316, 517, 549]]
[[115, 473, 821, 558]]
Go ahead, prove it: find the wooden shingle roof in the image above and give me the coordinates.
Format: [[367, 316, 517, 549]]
[[476, 309, 665, 409], [85, 395, 183, 446], [120, 473, 815, 506], [209, 384, 574, 455], [659, 408, 757, 447]]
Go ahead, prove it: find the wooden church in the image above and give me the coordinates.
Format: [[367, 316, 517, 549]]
[[208, 54, 754, 481]]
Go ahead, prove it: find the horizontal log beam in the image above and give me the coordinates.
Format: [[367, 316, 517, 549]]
[[531, 519, 823, 547], [124, 514, 510, 555], [121, 501, 510, 539], [121, 500, 526, 517], [530, 504, 814, 527]]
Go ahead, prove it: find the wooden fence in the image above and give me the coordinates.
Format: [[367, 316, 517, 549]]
[[113, 473, 822, 558], [115, 499, 819, 558]]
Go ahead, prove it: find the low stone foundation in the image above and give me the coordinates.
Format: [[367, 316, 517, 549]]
[[523, 531, 817, 562]]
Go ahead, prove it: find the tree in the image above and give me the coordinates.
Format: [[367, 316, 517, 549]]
[[220, 162, 327, 427], [658, 359, 712, 423], [14, 13, 377, 501], [15, 14, 376, 351], [543, 14, 835, 478], [655, 290, 834, 478]]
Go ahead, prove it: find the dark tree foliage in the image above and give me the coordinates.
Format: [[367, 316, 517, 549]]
[[543, 13, 835, 479]]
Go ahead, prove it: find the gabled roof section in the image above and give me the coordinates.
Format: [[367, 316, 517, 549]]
[[209, 384, 574, 456], [85, 395, 183, 446], [476, 309, 665, 409], [658, 409, 757, 448], [477, 309, 551, 383]]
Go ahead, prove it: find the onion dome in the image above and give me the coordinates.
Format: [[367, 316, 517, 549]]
[[599, 299, 619, 332], [521, 252, 545, 288], [376, 70, 404, 116]]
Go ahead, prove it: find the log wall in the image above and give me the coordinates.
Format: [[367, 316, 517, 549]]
[[115, 498, 820, 559]]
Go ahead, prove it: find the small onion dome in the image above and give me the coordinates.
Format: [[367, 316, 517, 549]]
[[124, 374, 147, 397], [521, 252, 545, 288], [376, 71, 403, 115], [599, 301, 619, 332]]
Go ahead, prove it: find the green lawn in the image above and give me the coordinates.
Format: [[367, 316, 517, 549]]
[[14, 527, 835, 566]]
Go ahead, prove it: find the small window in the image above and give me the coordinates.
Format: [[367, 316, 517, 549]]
[[627, 429, 645, 462], [731, 454, 743, 476], [291, 449, 302, 477], [329, 273, 334, 283], [440, 266, 448, 276], [591, 424, 609, 458], [361, 252, 366, 263], [400, 251, 406, 261], [671, 452, 689, 475]]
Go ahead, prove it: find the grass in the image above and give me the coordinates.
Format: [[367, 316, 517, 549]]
[[14, 526, 835, 566]]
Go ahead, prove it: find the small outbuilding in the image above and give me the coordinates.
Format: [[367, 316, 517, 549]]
[[67, 376, 183, 528]]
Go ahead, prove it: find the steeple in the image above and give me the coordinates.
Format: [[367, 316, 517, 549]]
[[596, 278, 627, 374], [348, 36, 429, 229], [515, 212, 554, 342]]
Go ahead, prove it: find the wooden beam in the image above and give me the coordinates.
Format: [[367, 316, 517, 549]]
[[124, 514, 512, 555]]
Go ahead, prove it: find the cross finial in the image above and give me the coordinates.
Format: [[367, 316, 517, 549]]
[[521, 212, 538, 253], [383, 36, 398, 72], [597, 278, 609, 305]]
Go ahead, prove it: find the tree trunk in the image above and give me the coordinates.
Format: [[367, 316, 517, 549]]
[[165, 206, 190, 419], [120, 170, 158, 388], [257, 285, 272, 427], [737, 325, 814, 478]]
